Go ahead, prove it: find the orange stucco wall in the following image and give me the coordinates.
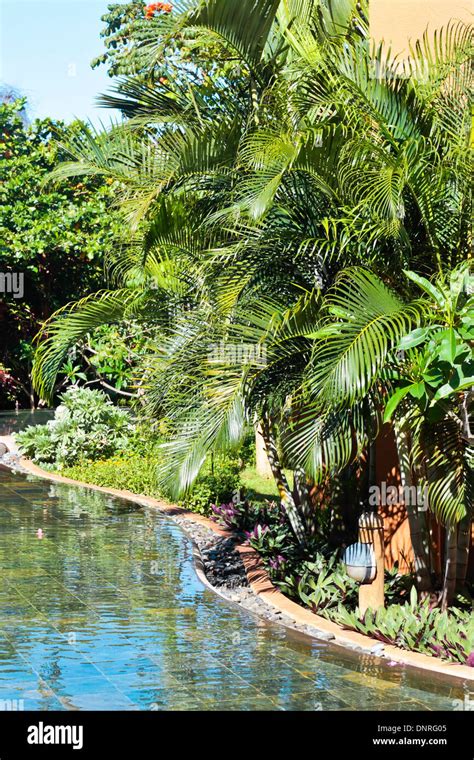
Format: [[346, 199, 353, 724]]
[[375, 426, 414, 573], [370, 0, 472, 56], [375, 427, 473, 579]]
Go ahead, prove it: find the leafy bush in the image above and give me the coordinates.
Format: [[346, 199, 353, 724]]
[[237, 499, 355, 611], [283, 554, 359, 613], [59, 448, 242, 516], [61, 453, 162, 496], [326, 588, 474, 665], [211, 500, 262, 532], [231, 499, 415, 617], [383, 564, 415, 605], [247, 520, 294, 561], [17, 388, 132, 466], [177, 457, 242, 515], [237, 431, 256, 467]]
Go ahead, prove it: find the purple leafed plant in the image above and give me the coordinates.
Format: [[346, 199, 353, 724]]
[[268, 554, 286, 571], [211, 500, 258, 532], [244, 523, 269, 541], [211, 502, 240, 530]]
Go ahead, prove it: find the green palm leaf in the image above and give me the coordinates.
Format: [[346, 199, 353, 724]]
[[306, 268, 424, 408], [32, 290, 145, 403]]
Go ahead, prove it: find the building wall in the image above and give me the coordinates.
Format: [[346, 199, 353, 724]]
[[370, 0, 472, 56]]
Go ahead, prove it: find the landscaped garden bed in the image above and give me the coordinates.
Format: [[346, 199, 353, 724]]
[[2, 0, 473, 700]]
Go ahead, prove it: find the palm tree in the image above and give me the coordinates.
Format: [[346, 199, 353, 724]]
[[32, 0, 472, 566]]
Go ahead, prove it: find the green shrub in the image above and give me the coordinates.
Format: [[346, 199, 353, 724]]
[[241, 501, 415, 616], [60, 450, 242, 516], [61, 453, 162, 497], [177, 456, 242, 515], [325, 588, 474, 665], [211, 500, 262, 532], [17, 387, 132, 466], [285, 554, 359, 613]]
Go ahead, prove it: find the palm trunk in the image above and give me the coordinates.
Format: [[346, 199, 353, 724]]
[[293, 467, 316, 535], [393, 421, 432, 593], [440, 527, 457, 610], [255, 422, 273, 478], [259, 414, 306, 546], [455, 515, 470, 591]]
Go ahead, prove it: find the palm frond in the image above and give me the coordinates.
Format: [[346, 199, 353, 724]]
[[32, 290, 146, 403], [187, 0, 281, 72], [306, 268, 425, 408]]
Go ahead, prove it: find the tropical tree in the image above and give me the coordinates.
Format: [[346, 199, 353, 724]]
[[31, 1, 472, 579], [298, 264, 473, 604]]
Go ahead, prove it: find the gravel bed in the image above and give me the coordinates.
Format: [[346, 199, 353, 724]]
[[171, 513, 338, 642], [0, 451, 23, 472]]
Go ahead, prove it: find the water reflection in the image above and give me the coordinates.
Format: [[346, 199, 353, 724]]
[[0, 467, 469, 711]]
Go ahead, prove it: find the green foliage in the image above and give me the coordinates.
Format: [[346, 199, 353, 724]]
[[34, 2, 472, 503], [16, 388, 133, 466], [383, 564, 415, 605], [177, 456, 242, 514], [59, 446, 241, 516], [300, 264, 474, 528], [247, 519, 293, 559], [243, 498, 416, 615], [91, 1, 150, 75], [211, 499, 262, 532], [29, 1, 473, 589], [385, 265, 474, 423], [280, 553, 359, 613], [61, 453, 162, 497], [0, 98, 119, 407], [52, 322, 159, 403], [327, 590, 474, 665]]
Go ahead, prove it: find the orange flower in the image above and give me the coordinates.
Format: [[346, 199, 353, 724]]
[[144, 1, 172, 16]]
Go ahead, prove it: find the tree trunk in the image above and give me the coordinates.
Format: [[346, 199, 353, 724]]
[[393, 421, 432, 593], [259, 414, 307, 546], [440, 527, 457, 610], [255, 422, 273, 478], [455, 514, 470, 592], [293, 467, 317, 535], [29, 382, 35, 410]]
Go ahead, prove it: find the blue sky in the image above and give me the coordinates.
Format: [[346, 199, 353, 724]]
[[0, 0, 121, 124]]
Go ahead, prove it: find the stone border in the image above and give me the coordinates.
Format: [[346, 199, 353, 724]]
[[7, 451, 474, 684]]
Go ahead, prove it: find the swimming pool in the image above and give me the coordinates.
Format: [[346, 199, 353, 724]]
[[0, 466, 468, 711]]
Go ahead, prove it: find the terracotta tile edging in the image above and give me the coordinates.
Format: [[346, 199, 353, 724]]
[[16, 456, 474, 684]]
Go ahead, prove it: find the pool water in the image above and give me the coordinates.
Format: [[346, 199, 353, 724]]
[[0, 410, 54, 436], [0, 466, 469, 711]]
